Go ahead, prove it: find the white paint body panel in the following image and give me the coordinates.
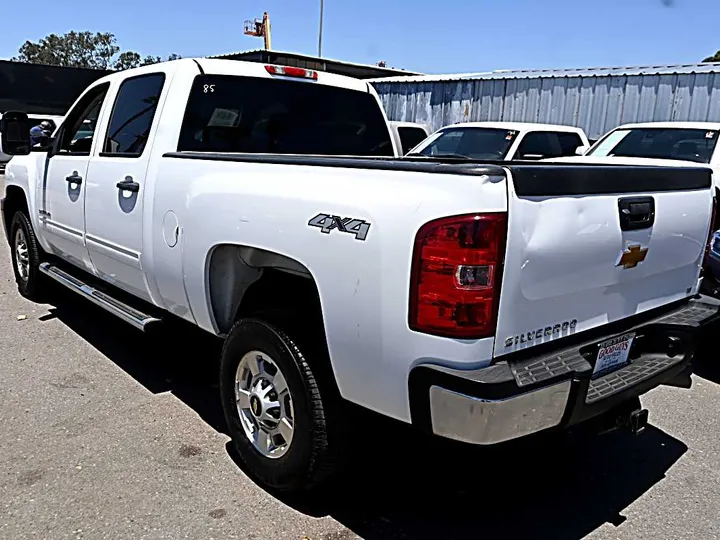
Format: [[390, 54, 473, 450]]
[[2, 60, 713, 424], [496, 178, 712, 357]]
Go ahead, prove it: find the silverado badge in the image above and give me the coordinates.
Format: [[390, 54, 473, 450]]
[[616, 244, 648, 269]]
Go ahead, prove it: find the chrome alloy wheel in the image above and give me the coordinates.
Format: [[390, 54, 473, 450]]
[[14, 228, 30, 282], [235, 350, 295, 459]]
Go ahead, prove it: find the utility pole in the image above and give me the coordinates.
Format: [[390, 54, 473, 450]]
[[318, 0, 324, 57], [244, 12, 272, 50]]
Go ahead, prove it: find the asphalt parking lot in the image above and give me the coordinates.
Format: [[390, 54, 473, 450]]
[[1, 176, 720, 539]]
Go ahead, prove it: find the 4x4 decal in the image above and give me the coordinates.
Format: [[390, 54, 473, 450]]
[[308, 213, 371, 241]]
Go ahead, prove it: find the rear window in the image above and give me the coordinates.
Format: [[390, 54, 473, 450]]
[[411, 127, 518, 159], [588, 128, 719, 164], [177, 74, 394, 156]]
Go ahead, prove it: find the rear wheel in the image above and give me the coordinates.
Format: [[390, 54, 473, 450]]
[[220, 318, 341, 492], [9, 211, 49, 301]]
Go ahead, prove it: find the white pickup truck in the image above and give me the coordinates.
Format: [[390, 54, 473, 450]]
[[2, 58, 719, 493], [406, 121, 590, 160]]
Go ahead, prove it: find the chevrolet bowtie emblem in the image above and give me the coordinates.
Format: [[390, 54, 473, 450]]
[[616, 244, 648, 269]]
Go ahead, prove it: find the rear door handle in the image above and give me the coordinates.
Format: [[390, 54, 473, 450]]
[[65, 172, 83, 185], [116, 178, 140, 193]]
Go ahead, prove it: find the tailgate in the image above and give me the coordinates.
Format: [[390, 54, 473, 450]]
[[495, 163, 713, 357]]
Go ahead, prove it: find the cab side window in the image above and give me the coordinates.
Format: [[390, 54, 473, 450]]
[[102, 73, 165, 157], [57, 83, 110, 156]]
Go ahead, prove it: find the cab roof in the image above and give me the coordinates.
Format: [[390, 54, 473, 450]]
[[93, 58, 372, 94]]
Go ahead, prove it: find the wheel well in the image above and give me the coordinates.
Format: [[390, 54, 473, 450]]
[[207, 244, 337, 393], [208, 245, 323, 335], [3, 186, 29, 235]]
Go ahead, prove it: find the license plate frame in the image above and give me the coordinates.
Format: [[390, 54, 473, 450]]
[[592, 332, 636, 379]]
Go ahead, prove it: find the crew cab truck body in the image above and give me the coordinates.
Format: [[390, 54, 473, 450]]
[[2, 59, 719, 493], [407, 121, 590, 161]]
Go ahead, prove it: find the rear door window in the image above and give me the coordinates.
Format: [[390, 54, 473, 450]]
[[102, 73, 165, 157], [178, 75, 394, 156]]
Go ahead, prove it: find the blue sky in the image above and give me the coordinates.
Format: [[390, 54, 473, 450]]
[[2, 0, 720, 74]]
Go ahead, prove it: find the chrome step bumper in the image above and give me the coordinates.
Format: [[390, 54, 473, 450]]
[[409, 296, 720, 446]]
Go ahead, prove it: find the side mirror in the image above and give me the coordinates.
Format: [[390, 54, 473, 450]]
[[0, 112, 31, 156], [575, 145, 590, 156]]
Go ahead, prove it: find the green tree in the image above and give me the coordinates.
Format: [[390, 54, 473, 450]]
[[12, 31, 181, 70], [703, 51, 720, 63]]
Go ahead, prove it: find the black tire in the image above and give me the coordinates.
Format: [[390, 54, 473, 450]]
[[220, 318, 340, 492], [9, 211, 49, 301]]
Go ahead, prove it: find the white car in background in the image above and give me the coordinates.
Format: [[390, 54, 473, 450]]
[[0, 113, 63, 164], [406, 121, 590, 160]]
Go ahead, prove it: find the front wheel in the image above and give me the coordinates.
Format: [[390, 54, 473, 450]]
[[9, 211, 49, 301], [220, 318, 341, 492]]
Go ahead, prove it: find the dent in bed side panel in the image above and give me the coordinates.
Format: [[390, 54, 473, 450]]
[[156, 157, 507, 422]]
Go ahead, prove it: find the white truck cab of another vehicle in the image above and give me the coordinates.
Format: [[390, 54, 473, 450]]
[[1, 59, 719, 494], [407, 121, 590, 161]]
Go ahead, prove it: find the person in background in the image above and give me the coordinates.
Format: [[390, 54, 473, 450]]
[[29, 121, 52, 146]]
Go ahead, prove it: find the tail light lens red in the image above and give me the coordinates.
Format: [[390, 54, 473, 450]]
[[409, 213, 507, 339]]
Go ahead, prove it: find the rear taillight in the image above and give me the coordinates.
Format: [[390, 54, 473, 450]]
[[409, 213, 507, 339], [264, 64, 318, 80], [703, 195, 718, 274]]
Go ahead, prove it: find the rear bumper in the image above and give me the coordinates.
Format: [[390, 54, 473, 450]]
[[409, 296, 720, 445]]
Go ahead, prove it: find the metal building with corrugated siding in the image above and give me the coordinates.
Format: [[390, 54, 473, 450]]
[[370, 63, 720, 140]]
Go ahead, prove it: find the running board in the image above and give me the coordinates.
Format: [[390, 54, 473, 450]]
[[39, 262, 161, 331]]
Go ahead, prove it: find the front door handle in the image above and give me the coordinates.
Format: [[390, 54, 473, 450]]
[[116, 178, 140, 193], [65, 172, 83, 185]]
